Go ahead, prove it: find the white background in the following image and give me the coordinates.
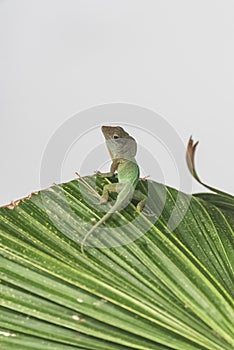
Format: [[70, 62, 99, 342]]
[[1, 0, 234, 206]]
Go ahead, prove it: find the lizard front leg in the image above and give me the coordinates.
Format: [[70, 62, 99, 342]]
[[96, 159, 119, 178]]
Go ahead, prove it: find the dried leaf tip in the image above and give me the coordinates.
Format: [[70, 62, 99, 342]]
[[186, 136, 199, 179], [1, 191, 39, 210]]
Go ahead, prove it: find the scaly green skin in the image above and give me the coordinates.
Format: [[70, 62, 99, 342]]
[[81, 125, 146, 253]]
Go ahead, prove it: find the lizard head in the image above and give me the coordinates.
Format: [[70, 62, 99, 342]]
[[101, 125, 137, 160]]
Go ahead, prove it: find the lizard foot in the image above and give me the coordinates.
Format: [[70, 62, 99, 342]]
[[98, 197, 108, 205]]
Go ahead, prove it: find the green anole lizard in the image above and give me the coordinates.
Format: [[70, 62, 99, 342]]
[[81, 125, 146, 253]]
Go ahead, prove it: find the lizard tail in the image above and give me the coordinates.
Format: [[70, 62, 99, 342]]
[[81, 211, 112, 254], [81, 183, 134, 254]]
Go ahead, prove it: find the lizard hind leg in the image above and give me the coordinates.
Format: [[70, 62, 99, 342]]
[[98, 182, 124, 204], [133, 189, 156, 216], [133, 190, 147, 212]]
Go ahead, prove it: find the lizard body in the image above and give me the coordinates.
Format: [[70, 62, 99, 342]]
[[81, 126, 145, 253]]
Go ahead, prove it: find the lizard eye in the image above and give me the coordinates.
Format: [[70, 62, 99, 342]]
[[113, 134, 119, 139]]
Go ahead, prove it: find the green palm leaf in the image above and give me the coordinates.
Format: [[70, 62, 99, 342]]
[[0, 171, 233, 350]]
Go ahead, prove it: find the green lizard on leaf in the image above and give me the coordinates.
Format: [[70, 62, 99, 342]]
[[81, 126, 146, 253]]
